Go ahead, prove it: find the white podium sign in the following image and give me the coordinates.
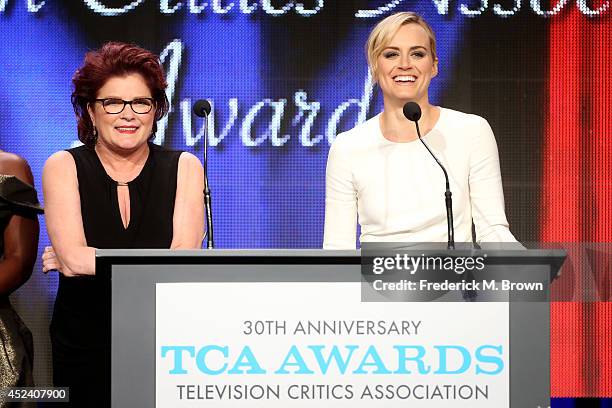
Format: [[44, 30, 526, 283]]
[[156, 282, 509, 407]]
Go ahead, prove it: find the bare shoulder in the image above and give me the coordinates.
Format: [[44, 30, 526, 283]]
[[0, 151, 27, 168], [178, 152, 203, 168], [177, 152, 204, 176], [0, 151, 34, 184], [43, 151, 75, 175], [43, 151, 78, 190]]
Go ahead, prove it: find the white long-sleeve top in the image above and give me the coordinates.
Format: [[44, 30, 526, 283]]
[[323, 108, 517, 249]]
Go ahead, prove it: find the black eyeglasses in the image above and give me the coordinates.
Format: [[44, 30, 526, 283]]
[[94, 98, 155, 114]]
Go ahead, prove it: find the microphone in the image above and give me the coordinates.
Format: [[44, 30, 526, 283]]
[[192, 99, 214, 249], [403, 102, 455, 250], [193, 99, 212, 117], [402, 102, 421, 121]]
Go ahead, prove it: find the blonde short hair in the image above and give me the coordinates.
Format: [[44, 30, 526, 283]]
[[366, 12, 437, 81]]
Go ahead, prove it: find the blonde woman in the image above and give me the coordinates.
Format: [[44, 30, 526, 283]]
[[323, 12, 517, 249]]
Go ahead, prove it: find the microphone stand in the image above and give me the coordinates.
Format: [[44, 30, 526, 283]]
[[413, 120, 455, 250], [202, 111, 214, 249]]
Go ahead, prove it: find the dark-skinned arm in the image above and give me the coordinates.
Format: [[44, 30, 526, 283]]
[[0, 154, 40, 295]]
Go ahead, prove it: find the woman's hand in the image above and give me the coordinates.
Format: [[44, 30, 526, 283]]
[[42, 246, 62, 274]]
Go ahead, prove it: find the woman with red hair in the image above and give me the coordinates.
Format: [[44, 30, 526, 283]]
[[42, 42, 204, 406]]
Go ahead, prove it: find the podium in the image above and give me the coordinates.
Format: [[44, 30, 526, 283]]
[[97, 248, 565, 408]]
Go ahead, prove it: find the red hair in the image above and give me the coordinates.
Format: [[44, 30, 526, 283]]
[[71, 42, 169, 147]]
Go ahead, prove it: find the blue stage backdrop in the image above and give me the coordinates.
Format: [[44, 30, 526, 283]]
[[3, 1, 514, 250]]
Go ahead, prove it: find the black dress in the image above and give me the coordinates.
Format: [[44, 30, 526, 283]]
[[50, 143, 182, 407], [0, 175, 42, 408]]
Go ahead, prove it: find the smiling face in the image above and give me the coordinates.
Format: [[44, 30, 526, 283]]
[[375, 23, 438, 109], [88, 73, 156, 153]]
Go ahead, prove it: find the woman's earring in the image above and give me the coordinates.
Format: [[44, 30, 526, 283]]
[[93, 126, 98, 141]]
